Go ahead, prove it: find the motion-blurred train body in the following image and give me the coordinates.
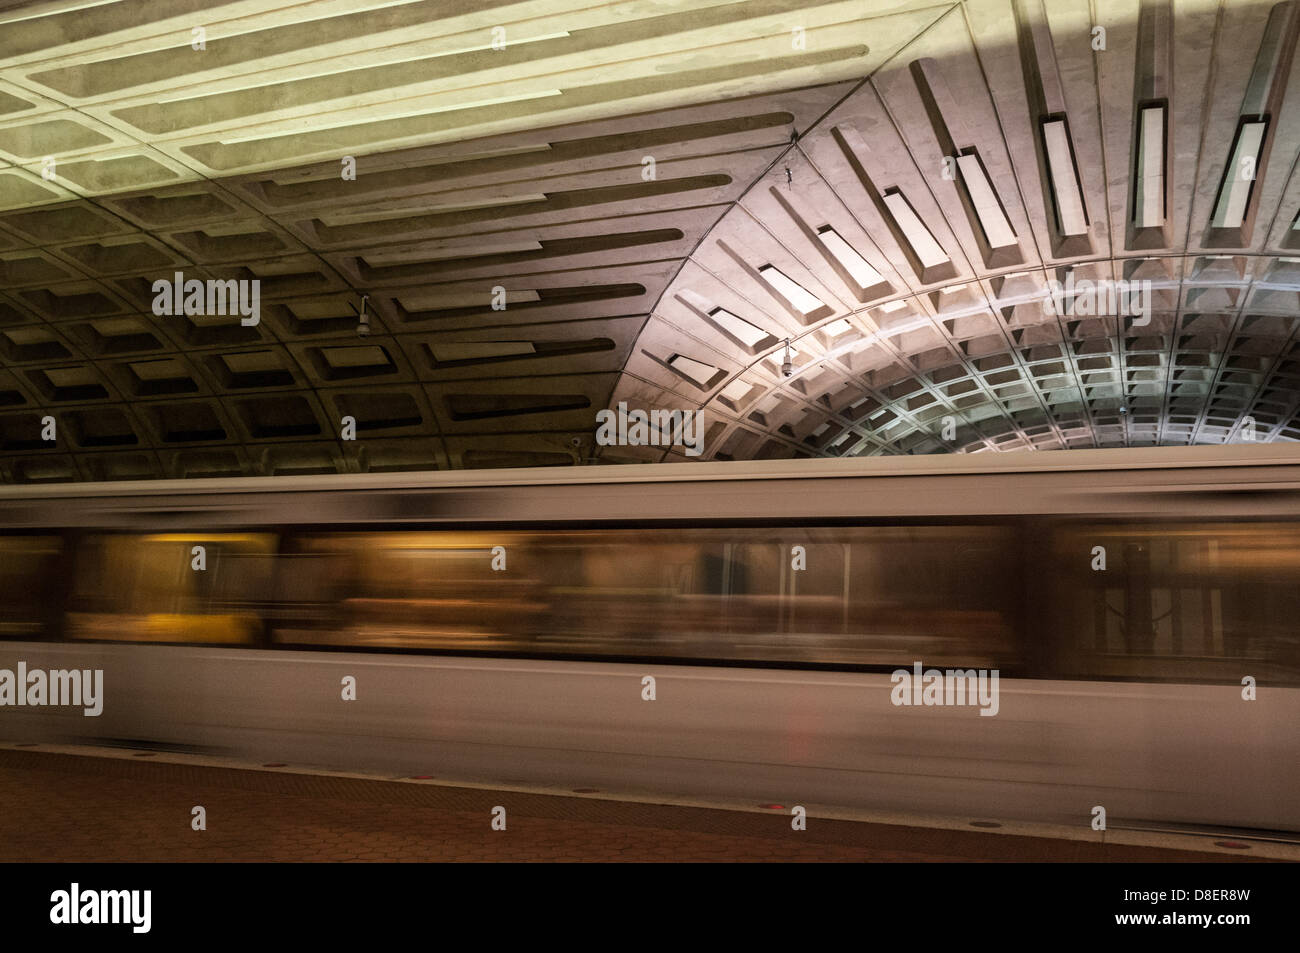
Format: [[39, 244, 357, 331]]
[[1, 445, 1297, 833]]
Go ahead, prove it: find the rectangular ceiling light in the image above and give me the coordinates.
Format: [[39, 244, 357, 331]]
[[758, 264, 824, 314], [667, 354, 719, 388], [1134, 105, 1166, 228], [955, 152, 1017, 248], [882, 191, 949, 268], [431, 341, 536, 362], [1042, 120, 1089, 236], [879, 299, 909, 313], [815, 226, 884, 287], [821, 318, 854, 336], [708, 307, 770, 347], [1211, 120, 1268, 229]]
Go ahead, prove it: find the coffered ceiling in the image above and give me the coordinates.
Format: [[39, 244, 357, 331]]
[[0, 0, 1297, 480]]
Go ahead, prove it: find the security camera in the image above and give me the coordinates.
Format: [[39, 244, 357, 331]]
[[353, 295, 370, 337], [569, 436, 582, 448], [781, 360, 794, 378]]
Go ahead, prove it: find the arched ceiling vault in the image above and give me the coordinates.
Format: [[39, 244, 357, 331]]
[[0, 0, 1298, 481]]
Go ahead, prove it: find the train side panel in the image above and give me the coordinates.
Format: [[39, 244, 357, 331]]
[[4, 643, 1296, 831]]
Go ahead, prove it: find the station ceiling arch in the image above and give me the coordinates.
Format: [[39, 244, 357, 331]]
[[0, 0, 1298, 480]]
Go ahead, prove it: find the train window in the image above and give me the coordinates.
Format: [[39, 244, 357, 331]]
[[274, 532, 553, 651], [272, 525, 1022, 669], [838, 526, 1019, 669], [66, 534, 277, 644], [1047, 522, 1300, 684], [0, 536, 62, 641]]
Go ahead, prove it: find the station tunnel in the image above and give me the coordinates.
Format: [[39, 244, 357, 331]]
[[0, 0, 1297, 870]]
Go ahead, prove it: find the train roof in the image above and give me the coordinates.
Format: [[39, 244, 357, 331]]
[[3, 444, 1300, 501]]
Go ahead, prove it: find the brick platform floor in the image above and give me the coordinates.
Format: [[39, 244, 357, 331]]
[[0, 749, 1264, 862]]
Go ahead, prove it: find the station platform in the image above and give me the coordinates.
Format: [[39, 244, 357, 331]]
[[0, 744, 1285, 863]]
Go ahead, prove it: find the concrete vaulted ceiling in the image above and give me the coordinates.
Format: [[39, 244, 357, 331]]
[[0, 0, 1298, 481]]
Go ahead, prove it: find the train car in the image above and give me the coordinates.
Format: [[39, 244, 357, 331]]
[[1, 444, 1298, 834]]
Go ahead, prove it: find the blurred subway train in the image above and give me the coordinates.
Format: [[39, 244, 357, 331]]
[[1, 445, 1298, 834]]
